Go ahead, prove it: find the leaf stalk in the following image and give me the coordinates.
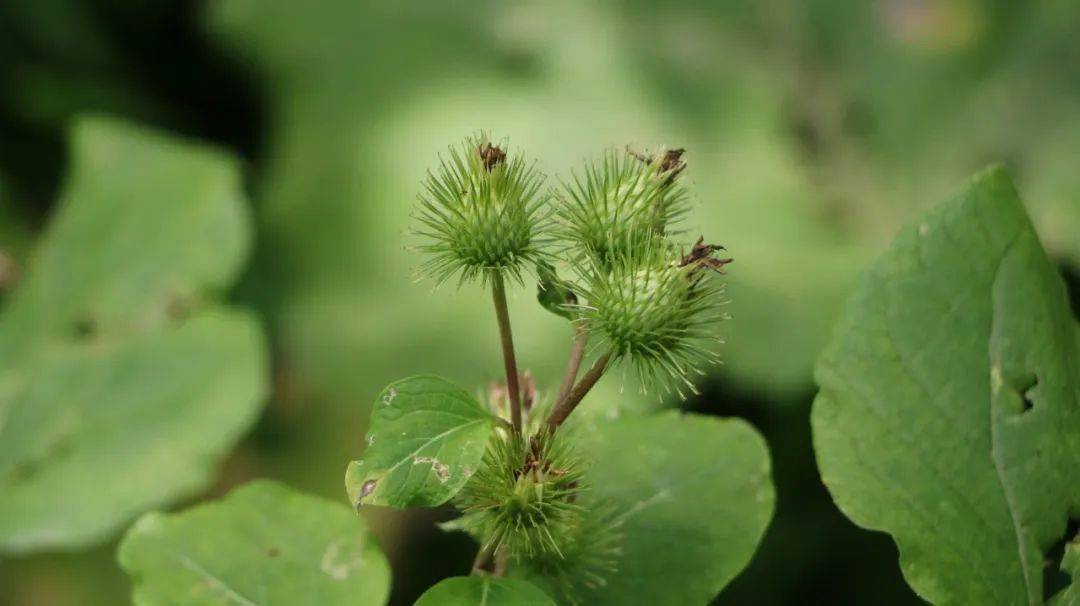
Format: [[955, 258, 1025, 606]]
[[554, 324, 590, 405], [546, 349, 613, 431]]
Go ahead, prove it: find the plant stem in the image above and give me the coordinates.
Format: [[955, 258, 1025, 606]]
[[493, 550, 508, 577], [546, 350, 613, 431], [471, 544, 494, 574], [491, 271, 523, 433], [554, 324, 589, 405]]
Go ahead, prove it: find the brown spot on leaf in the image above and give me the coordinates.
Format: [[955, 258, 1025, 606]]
[[360, 479, 377, 498], [414, 456, 450, 482]]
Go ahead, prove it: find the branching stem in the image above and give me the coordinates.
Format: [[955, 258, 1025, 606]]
[[546, 349, 613, 431], [554, 324, 589, 405], [491, 272, 523, 433]]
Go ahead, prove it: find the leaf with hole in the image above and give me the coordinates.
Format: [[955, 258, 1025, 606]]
[[0, 116, 268, 553], [345, 375, 498, 509], [812, 167, 1080, 604]]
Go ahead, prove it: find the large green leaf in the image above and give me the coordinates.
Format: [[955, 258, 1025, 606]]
[[345, 375, 497, 509], [118, 480, 391, 606], [416, 576, 555, 606], [536, 411, 773, 605], [812, 167, 1080, 604], [0, 116, 268, 553]]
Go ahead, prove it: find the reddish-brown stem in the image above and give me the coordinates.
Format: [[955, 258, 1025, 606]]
[[546, 350, 613, 431], [471, 543, 494, 574], [554, 324, 589, 405], [493, 549, 508, 577], [491, 272, 523, 433]]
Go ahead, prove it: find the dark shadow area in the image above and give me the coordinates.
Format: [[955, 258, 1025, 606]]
[[1044, 518, 1080, 601], [1062, 263, 1080, 320], [0, 0, 263, 216], [387, 507, 478, 606], [687, 379, 924, 605]]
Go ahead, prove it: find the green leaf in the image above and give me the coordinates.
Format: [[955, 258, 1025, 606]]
[[118, 480, 391, 606], [812, 167, 1080, 604], [415, 576, 555, 606], [0, 115, 268, 553], [535, 261, 576, 321], [538, 411, 773, 605], [345, 375, 497, 509]]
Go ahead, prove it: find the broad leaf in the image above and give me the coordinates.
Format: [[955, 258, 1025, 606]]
[[533, 411, 773, 605], [0, 116, 267, 553], [346, 375, 497, 508], [812, 167, 1080, 604], [416, 576, 554, 606], [118, 480, 391, 606]]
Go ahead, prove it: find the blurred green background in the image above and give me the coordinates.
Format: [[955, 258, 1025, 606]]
[[0, 0, 1077, 603]]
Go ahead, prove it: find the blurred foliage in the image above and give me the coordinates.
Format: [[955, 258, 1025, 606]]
[[119, 480, 391, 605], [0, 0, 1077, 604], [206, 0, 1079, 412], [0, 115, 267, 602]]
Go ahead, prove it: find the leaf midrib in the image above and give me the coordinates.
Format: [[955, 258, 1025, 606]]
[[168, 547, 259, 606], [987, 234, 1037, 606]]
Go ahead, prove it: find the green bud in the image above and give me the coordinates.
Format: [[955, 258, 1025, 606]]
[[556, 147, 689, 266], [452, 430, 585, 561], [415, 135, 550, 286], [579, 237, 728, 393], [522, 502, 624, 604]]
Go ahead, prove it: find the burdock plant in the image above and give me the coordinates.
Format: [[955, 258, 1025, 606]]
[[345, 134, 755, 605], [555, 147, 689, 266], [414, 135, 549, 431]]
